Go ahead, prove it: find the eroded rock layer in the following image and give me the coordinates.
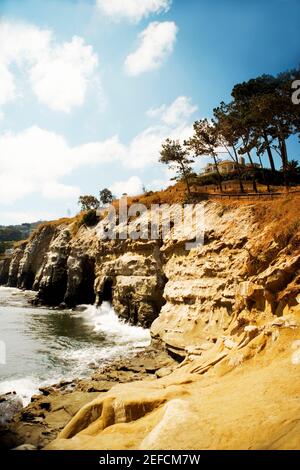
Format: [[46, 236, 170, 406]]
[[1, 200, 299, 334], [1, 197, 300, 450]]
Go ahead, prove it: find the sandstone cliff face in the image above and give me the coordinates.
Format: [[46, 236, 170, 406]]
[[47, 316, 300, 450], [0, 216, 166, 326], [151, 201, 300, 357], [2, 198, 300, 450], [1, 200, 299, 337], [94, 239, 166, 327], [7, 242, 27, 287], [151, 203, 254, 357], [35, 226, 72, 305], [0, 258, 10, 285], [18, 225, 55, 290]]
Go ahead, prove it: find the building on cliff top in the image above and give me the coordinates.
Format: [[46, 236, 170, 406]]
[[202, 157, 261, 175]]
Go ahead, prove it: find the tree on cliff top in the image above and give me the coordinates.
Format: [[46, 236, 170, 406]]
[[185, 119, 223, 193], [78, 195, 99, 211], [99, 188, 114, 206], [159, 139, 194, 198], [230, 70, 300, 189]]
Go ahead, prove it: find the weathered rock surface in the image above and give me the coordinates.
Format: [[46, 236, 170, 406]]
[[47, 313, 300, 450], [1, 198, 300, 450], [94, 241, 166, 327], [0, 393, 23, 425], [18, 225, 55, 290], [1, 200, 299, 332], [7, 242, 27, 287], [0, 258, 10, 285], [0, 348, 175, 449]]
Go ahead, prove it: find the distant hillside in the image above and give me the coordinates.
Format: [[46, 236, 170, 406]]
[[0, 222, 44, 241], [0, 221, 44, 254]]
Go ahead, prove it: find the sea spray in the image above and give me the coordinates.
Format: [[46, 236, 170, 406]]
[[83, 302, 150, 344], [58, 302, 150, 370], [0, 288, 150, 409]]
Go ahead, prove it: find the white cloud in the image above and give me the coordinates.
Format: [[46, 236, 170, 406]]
[[71, 136, 126, 166], [0, 126, 122, 205], [123, 96, 197, 169], [125, 21, 178, 76], [148, 168, 175, 191], [125, 122, 192, 169], [0, 123, 190, 204], [147, 96, 198, 126], [0, 96, 196, 206], [0, 20, 99, 112], [97, 0, 171, 23], [109, 176, 143, 197], [146, 104, 166, 119], [41, 181, 81, 200], [0, 63, 16, 106], [0, 210, 62, 225], [29, 36, 98, 112]]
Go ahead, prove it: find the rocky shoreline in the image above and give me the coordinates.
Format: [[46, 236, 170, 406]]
[[1, 198, 300, 450], [0, 346, 177, 450]]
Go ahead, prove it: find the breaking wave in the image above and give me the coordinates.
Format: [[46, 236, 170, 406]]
[[0, 292, 150, 407]]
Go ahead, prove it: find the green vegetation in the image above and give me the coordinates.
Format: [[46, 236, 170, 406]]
[[185, 119, 224, 192], [160, 68, 300, 195], [0, 222, 42, 254], [80, 210, 99, 227], [159, 139, 194, 198], [0, 224, 31, 242], [78, 189, 115, 213], [194, 166, 300, 188], [78, 195, 100, 211], [99, 188, 114, 206]]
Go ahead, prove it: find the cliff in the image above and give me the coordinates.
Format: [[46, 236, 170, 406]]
[[1, 195, 300, 449], [0, 215, 166, 327], [1, 198, 299, 336]]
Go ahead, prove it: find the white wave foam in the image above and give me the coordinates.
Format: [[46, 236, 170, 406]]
[[0, 286, 36, 308], [82, 302, 151, 346], [58, 303, 150, 371], [0, 377, 40, 406], [0, 301, 151, 408]]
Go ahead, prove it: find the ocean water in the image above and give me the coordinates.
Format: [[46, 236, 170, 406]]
[[0, 287, 150, 406]]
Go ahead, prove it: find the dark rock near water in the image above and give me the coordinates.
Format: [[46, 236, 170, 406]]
[[0, 258, 11, 285], [0, 217, 166, 328], [13, 444, 37, 450], [0, 392, 23, 425], [0, 348, 177, 450]]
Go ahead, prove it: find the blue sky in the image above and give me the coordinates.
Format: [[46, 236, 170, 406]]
[[0, 0, 299, 224]]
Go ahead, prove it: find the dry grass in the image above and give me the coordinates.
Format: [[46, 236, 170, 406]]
[[26, 213, 85, 241], [237, 194, 300, 275], [119, 182, 300, 209], [36, 215, 80, 229], [252, 194, 300, 249], [112, 182, 187, 210], [194, 181, 296, 195], [22, 183, 300, 250], [218, 193, 300, 251], [13, 239, 28, 249]]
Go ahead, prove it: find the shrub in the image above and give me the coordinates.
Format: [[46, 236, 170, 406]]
[[80, 210, 99, 227], [195, 173, 219, 186]]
